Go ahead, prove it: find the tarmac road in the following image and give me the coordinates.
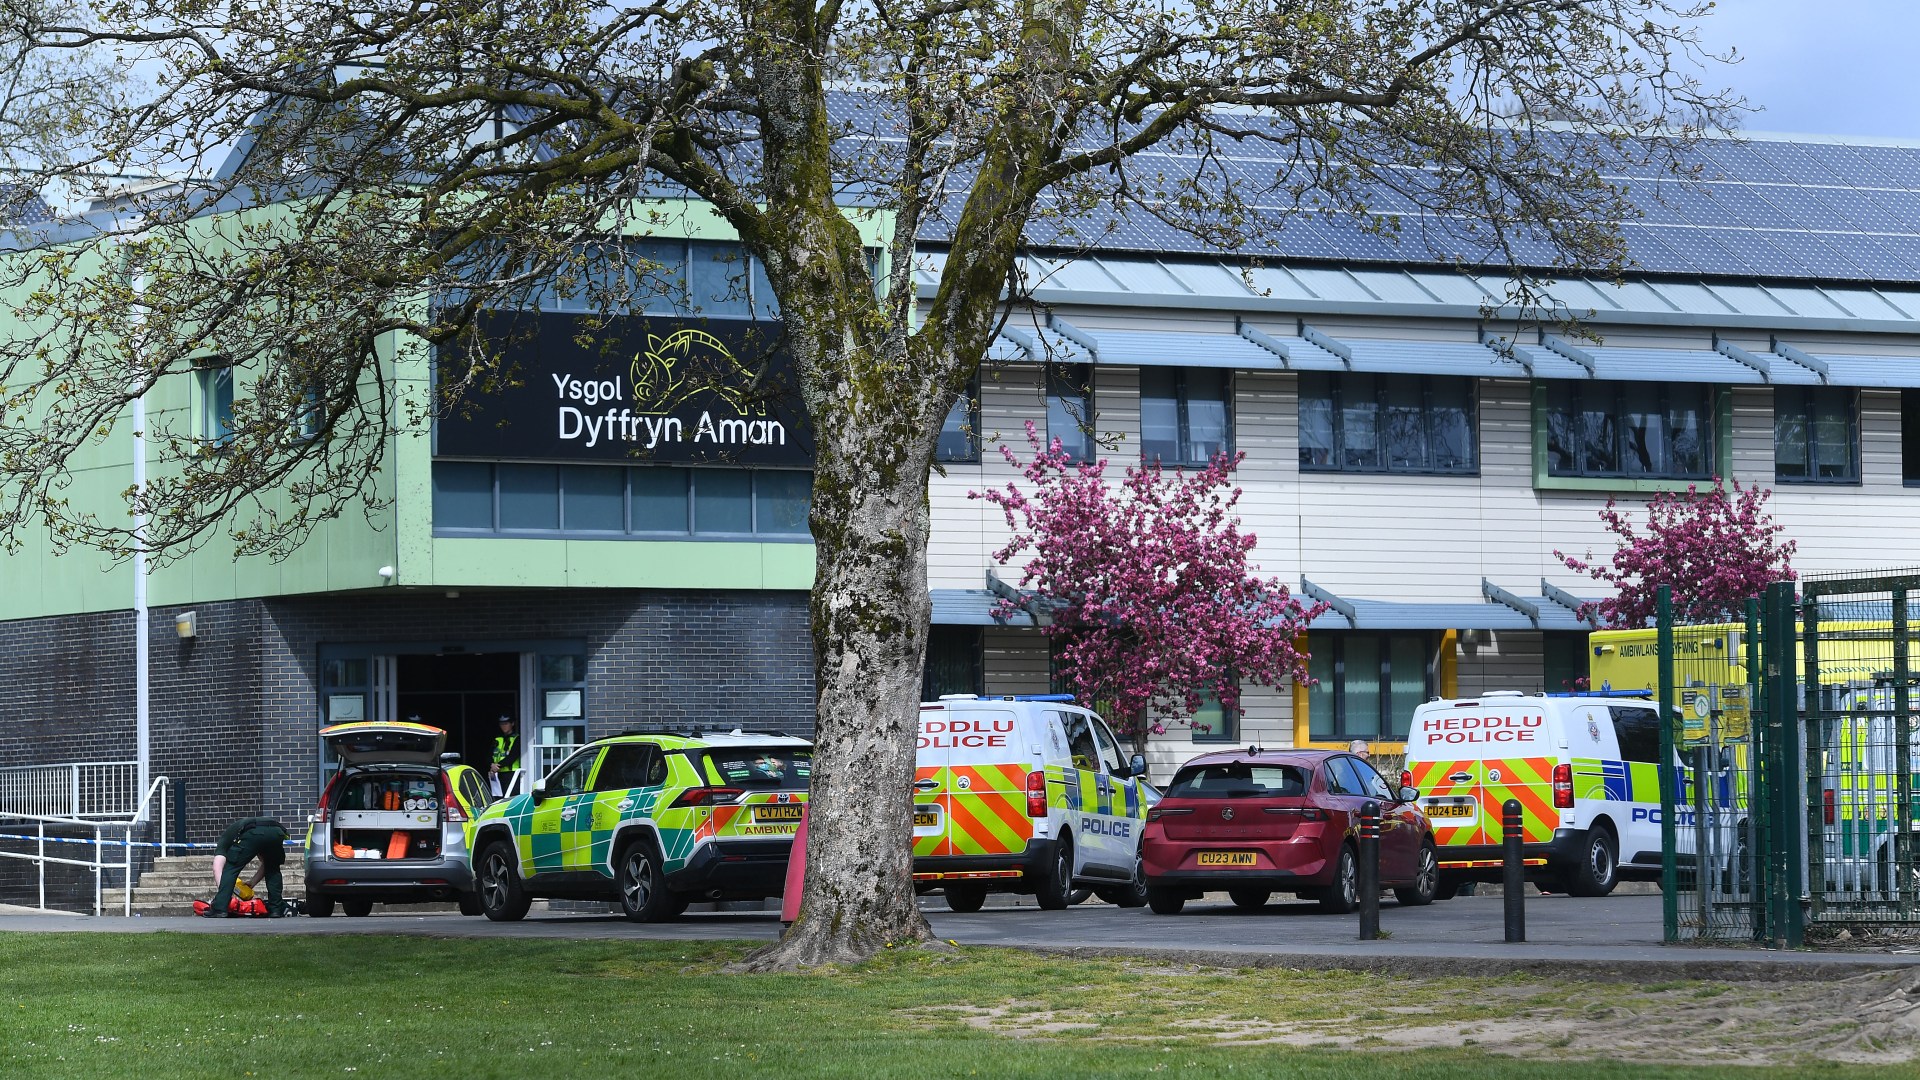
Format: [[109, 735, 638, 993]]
[[4, 892, 1917, 975]]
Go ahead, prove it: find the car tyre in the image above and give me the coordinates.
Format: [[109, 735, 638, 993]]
[[1394, 841, 1440, 907], [457, 891, 485, 917], [1564, 826, 1619, 897], [477, 840, 532, 922], [1146, 887, 1185, 915], [1318, 845, 1359, 914], [615, 836, 679, 922], [1094, 849, 1150, 908], [1033, 836, 1074, 911], [944, 885, 987, 913], [341, 898, 374, 918], [304, 891, 335, 918], [1228, 888, 1271, 910]]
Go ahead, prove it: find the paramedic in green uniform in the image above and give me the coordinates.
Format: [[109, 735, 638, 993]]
[[491, 715, 522, 797], [203, 816, 288, 917]]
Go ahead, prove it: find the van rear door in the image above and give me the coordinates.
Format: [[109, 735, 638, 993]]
[[915, 704, 1032, 859], [1407, 700, 1559, 848]]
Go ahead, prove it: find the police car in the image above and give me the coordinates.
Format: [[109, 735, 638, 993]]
[[469, 726, 811, 921], [914, 695, 1153, 911]]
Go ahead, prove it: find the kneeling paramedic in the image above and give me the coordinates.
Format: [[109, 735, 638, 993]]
[[205, 816, 290, 918]]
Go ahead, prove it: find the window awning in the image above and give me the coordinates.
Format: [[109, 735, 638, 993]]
[[1299, 577, 1599, 632], [931, 588, 1035, 627]]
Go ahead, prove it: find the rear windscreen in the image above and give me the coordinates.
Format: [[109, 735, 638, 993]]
[[705, 748, 812, 789], [1166, 763, 1307, 799]]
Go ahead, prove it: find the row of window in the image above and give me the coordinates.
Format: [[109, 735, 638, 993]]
[[936, 367, 1880, 484], [433, 462, 811, 538]]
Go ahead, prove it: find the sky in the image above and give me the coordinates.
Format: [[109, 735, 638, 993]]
[[1696, 2, 1920, 140]]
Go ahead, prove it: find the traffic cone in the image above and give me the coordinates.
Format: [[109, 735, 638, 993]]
[[779, 807, 809, 925]]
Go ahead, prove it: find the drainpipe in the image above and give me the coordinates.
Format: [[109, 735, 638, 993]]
[[131, 261, 150, 816]]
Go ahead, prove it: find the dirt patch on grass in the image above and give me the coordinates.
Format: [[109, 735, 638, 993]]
[[904, 968, 1920, 1066]]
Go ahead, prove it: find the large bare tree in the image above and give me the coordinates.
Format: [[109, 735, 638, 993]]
[[0, 0, 1736, 965]]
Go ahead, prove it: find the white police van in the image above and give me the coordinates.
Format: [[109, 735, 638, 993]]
[[913, 695, 1155, 912]]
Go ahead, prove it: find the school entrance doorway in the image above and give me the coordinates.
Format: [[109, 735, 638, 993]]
[[396, 652, 520, 775]]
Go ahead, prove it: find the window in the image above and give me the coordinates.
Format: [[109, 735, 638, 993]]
[[1061, 711, 1099, 770], [1775, 386, 1858, 483], [1306, 633, 1434, 742], [543, 749, 598, 798], [199, 366, 236, 446], [1187, 688, 1237, 744], [537, 651, 588, 776], [1545, 381, 1712, 479], [1610, 706, 1664, 764], [1350, 757, 1396, 801], [922, 626, 983, 699], [1165, 762, 1307, 798], [1140, 368, 1231, 466], [508, 238, 779, 317], [936, 378, 981, 463], [1046, 362, 1094, 462], [1298, 373, 1475, 474], [1325, 756, 1368, 796], [1905, 391, 1920, 487], [1090, 718, 1126, 774], [1543, 631, 1590, 694], [592, 743, 658, 792], [431, 462, 810, 540]]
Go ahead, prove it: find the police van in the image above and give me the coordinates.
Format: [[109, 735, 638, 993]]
[[1403, 691, 1682, 897], [913, 695, 1153, 912]]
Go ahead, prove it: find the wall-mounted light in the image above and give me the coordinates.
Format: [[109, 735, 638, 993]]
[[174, 611, 197, 639], [377, 565, 395, 581]]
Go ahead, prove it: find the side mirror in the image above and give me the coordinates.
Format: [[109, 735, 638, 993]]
[[1127, 753, 1148, 780], [1398, 786, 1420, 803], [532, 785, 550, 803]]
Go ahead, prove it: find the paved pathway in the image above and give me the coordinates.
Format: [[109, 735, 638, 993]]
[[4, 893, 1915, 975]]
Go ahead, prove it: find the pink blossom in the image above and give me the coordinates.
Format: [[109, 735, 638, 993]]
[[1554, 477, 1796, 628], [970, 422, 1325, 744]]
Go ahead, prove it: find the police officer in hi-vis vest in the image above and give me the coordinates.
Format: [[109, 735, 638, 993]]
[[491, 715, 521, 797]]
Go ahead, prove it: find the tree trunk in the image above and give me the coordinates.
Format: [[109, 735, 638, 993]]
[[741, 408, 937, 968]]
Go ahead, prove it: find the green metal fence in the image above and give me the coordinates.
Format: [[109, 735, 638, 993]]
[[1800, 573, 1920, 929], [1656, 574, 1920, 946]]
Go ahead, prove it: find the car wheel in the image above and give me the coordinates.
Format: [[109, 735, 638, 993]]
[[1394, 841, 1440, 907], [616, 837, 679, 922], [1067, 887, 1093, 906], [1564, 826, 1619, 897], [477, 840, 532, 922], [1146, 886, 1185, 915], [944, 884, 987, 913], [1034, 836, 1074, 911], [1318, 845, 1359, 914], [341, 899, 374, 918], [1228, 888, 1271, 910], [457, 891, 485, 917], [304, 891, 334, 918]]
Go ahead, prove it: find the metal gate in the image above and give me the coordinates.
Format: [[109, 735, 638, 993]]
[[1655, 574, 1920, 946], [1800, 573, 1920, 928]]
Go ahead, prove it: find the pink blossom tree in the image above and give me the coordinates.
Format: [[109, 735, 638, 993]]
[[972, 422, 1325, 751], [1555, 477, 1796, 627]]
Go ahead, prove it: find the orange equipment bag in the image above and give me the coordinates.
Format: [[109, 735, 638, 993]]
[[385, 831, 409, 860]]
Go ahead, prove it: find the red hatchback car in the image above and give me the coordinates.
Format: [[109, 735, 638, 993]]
[[1141, 748, 1439, 914]]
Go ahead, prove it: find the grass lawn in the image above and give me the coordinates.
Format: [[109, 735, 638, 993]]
[[0, 932, 1907, 1079]]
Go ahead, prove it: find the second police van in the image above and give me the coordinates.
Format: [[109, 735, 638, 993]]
[[1403, 691, 1675, 897], [913, 694, 1153, 911]]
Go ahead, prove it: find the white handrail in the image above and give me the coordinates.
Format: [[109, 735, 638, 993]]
[[0, 774, 172, 915]]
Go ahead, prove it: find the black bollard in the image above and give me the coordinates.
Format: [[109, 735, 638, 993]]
[[1502, 798, 1526, 943], [1358, 799, 1381, 940]]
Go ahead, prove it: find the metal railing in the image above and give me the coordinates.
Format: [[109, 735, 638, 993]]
[[0, 773, 171, 916], [0, 760, 142, 819]]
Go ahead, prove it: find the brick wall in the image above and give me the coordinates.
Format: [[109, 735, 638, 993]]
[[0, 589, 815, 843]]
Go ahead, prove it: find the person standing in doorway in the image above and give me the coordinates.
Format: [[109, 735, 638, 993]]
[[491, 715, 521, 798], [204, 815, 289, 918]]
